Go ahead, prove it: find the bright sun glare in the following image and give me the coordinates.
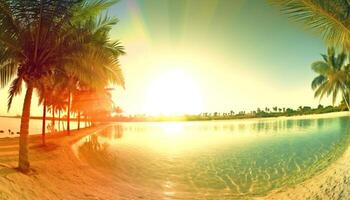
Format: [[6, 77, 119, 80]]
[[144, 68, 203, 115]]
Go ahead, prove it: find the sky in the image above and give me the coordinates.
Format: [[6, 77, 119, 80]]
[[0, 0, 330, 116]]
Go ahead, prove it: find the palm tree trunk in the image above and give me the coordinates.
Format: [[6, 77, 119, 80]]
[[67, 91, 71, 134], [342, 92, 350, 111], [42, 99, 46, 145], [58, 110, 61, 132], [347, 92, 350, 111], [77, 112, 80, 130], [18, 84, 34, 172], [62, 117, 66, 131], [52, 106, 55, 133]]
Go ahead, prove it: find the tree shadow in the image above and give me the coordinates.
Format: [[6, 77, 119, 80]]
[[0, 164, 17, 176]]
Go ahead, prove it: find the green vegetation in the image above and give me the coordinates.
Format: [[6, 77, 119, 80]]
[[113, 104, 344, 122]]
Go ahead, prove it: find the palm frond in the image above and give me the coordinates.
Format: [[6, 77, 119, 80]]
[[71, 0, 119, 24], [311, 61, 329, 74], [0, 61, 17, 88], [319, 81, 333, 100], [327, 47, 336, 68], [270, 0, 350, 50], [321, 53, 328, 62], [0, 1, 19, 32], [7, 76, 22, 111], [336, 52, 347, 69], [311, 75, 326, 89], [94, 14, 118, 34], [106, 40, 126, 56]]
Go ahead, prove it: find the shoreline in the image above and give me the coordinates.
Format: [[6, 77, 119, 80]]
[[263, 137, 350, 199], [0, 112, 349, 199], [1, 110, 348, 123], [0, 125, 126, 200], [115, 111, 350, 125]]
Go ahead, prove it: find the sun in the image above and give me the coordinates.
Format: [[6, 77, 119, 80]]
[[144, 69, 203, 115]]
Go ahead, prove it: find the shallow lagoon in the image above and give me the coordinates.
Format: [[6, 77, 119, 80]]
[[77, 116, 350, 199]]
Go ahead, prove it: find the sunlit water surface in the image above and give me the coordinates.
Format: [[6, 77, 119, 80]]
[[77, 116, 350, 199]]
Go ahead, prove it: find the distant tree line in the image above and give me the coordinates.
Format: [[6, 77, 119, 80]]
[[111, 103, 345, 122]]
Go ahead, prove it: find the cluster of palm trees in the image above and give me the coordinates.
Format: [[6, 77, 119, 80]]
[[310, 48, 350, 110], [270, 0, 350, 110], [0, 0, 124, 172]]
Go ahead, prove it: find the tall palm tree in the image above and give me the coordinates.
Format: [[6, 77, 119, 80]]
[[269, 0, 350, 51], [54, 93, 68, 132], [311, 48, 350, 110], [0, 0, 79, 172], [36, 75, 55, 145], [0, 0, 120, 172]]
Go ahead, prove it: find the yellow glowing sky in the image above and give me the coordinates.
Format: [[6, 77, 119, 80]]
[[0, 0, 333, 116]]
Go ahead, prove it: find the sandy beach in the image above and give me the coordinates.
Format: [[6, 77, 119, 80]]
[[0, 112, 350, 200], [0, 125, 137, 200]]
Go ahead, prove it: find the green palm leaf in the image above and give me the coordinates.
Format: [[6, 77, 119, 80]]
[[311, 61, 329, 74], [7, 76, 22, 110], [311, 75, 325, 89], [270, 0, 350, 50]]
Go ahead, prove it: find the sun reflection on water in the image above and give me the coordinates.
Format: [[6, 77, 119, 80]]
[[76, 116, 350, 199], [159, 122, 185, 135]]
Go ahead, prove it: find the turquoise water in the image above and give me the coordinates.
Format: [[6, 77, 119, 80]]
[[77, 116, 350, 199]]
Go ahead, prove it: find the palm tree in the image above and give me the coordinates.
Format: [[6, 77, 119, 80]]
[[60, 15, 125, 133], [55, 95, 67, 132], [298, 106, 303, 111], [270, 0, 350, 50], [49, 88, 62, 134], [36, 75, 55, 145], [273, 106, 278, 112], [311, 48, 350, 110], [0, 0, 79, 172], [0, 0, 121, 172]]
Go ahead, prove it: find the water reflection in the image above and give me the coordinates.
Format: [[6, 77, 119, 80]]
[[99, 125, 123, 140], [114, 117, 336, 136], [77, 116, 350, 199]]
